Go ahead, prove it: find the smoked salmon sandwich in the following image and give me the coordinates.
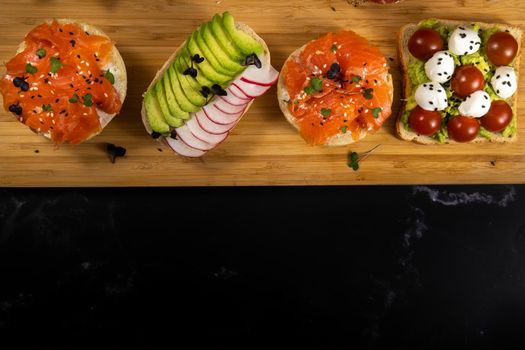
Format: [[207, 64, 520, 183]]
[[277, 30, 393, 146], [0, 19, 127, 145]]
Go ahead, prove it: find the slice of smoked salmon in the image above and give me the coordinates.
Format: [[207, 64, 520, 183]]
[[283, 30, 392, 145], [0, 20, 122, 144]]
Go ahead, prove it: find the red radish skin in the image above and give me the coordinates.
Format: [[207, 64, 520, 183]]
[[164, 137, 207, 158], [219, 95, 249, 107], [204, 104, 243, 125], [231, 82, 268, 99], [186, 116, 229, 144], [213, 100, 246, 115], [175, 124, 217, 151], [240, 65, 279, 86], [228, 85, 252, 101], [196, 110, 237, 134]]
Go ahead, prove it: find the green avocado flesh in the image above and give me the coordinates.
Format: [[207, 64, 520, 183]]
[[144, 12, 264, 132], [144, 90, 170, 134], [405, 20, 517, 141]]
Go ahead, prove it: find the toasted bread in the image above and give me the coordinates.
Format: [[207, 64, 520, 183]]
[[397, 19, 522, 144]]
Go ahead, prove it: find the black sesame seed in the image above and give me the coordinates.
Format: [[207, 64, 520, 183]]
[[70, 84, 74, 88], [37, 94, 42, 98], [44, 78, 49, 84], [55, 99, 59, 103], [429, 101, 434, 105], [69, 31, 73, 35], [496, 75, 500, 79], [59, 28, 63, 32], [482, 105, 485, 108], [77, 54, 81, 59], [507, 74, 510, 77]]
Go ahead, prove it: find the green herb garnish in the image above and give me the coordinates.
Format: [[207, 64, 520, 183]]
[[320, 108, 331, 118], [83, 93, 93, 107], [42, 104, 52, 112], [331, 44, 337, 53], [69, 94, 79, 103], [105, 70, 115, 85], [348, 152, 359, 171], [294, 99, 299, 105], [372, 107, 382, 119], [341, 125, 348, 134], [362, 88, 374, 100], [36, 48, 46, 59], [352, 76, 362, 83], [50, 57, 62, 74], [25, 63, 37, 74], [304, 77, 323, 95]]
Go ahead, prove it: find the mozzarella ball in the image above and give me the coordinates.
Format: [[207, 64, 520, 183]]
[[425, 51, 455, 83], [415, 82, 448, 111], [458, 90, 491, 118], [448, 26, 481, 56], [491, 66, 517, 99]]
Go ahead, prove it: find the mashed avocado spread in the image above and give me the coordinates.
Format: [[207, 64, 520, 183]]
[[405, 19, 516, 141]]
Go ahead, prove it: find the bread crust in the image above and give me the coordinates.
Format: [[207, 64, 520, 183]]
[[141, 21, 271, 138], [397, 19, 522, 144], [276, 36, 393, 146], [13, 19, 127, 143]]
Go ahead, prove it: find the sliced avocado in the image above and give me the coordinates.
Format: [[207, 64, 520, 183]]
[[222, 11, 263, 56], [144, 90, 170, 134], [211, 14, 244, 62], [183, 42, 232, 84], [174, 57, 207, 106], [167, 62, 200, 114], [160, 76, 187, 126], [201, 22, 244, 72], [193, 28, 236, 76], [180, 51, 214, 88], [155, 80, 182, 127]]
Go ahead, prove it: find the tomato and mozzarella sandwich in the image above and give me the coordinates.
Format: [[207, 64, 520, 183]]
[[397, 19, 522, 143], [277, 30, 393, 146], [141, 12, 278, 157], [0, 19, 127, 145]]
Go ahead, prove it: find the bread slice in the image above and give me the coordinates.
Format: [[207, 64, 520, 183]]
[[277, 40, 393, 146], [141, 21, 271, 136], [397, 19, 522, 144], [13, 19, 127, 142]]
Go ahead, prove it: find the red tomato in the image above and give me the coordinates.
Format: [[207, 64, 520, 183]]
[[486, 32, 518, 66], [451, 65, 485, 98], [480, 100, 513, 132], [448, 116, 480, 142], [408, 106, 442, 136], [408, 28, 444, 61]]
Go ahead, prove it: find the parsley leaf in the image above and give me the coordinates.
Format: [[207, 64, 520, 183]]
[[83, 93, 93, 107], [348, 152, 359, 171], [352, 75, 362, 83], [372, 107, 382, 119], [36, 48, 46, 59], [25, 63, 37, 74], [320, 108, 331, 118], [42, 104, 52, 112], [341, 125, 348, 134], [331, 44, 337, 53], [50, 57, 62, 74], [69, 94, 79, 103], [105, 70, 115, 84], [362, 88, 374, 100], [304, 77, 323, 95]]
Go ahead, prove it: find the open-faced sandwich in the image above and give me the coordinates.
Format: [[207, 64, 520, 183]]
[[277, 30, 393, 146], [0, 19, 127, 145], [397, 19, 522, 143], [142, 12, 278, 157]]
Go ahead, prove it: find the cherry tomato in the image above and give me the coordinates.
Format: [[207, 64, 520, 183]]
[[448, 116, 480, 142], [451, 65, 485, 98], [486, 31, 518, 66], [408, 106, 442, 135], [408, 28, 444, 61], [480, 100, 513, 132]]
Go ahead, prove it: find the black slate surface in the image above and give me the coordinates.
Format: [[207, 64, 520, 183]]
[[0, 186, 524, 349]]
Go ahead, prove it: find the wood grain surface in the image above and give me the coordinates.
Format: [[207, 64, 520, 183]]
[[0, 0, 524, 186]]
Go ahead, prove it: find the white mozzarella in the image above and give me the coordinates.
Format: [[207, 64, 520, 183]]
[[490, 66, 517, 99], [458, 90, 491, 118], [424, 51, 455, 83], [448, 26, 481, 56], [415, 82, 448, 111]]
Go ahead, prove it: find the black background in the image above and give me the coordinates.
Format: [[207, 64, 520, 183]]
[[1, 186, 524, 349]]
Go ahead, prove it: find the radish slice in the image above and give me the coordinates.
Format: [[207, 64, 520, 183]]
[[219, 94, 250, 107], [203, 104, 243, 125], [164, 137, 207, 158], [213, 98, 246, 115], [186, 115, 228, 144], [228, 85, 252, 101], [175, 124, 216, 151], [240, 65, 279, 87], [196, 109, 237, 135], [232, 81, 271, 99]]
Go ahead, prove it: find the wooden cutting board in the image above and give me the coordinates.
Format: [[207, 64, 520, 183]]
[[1, 0, 524, 186]]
